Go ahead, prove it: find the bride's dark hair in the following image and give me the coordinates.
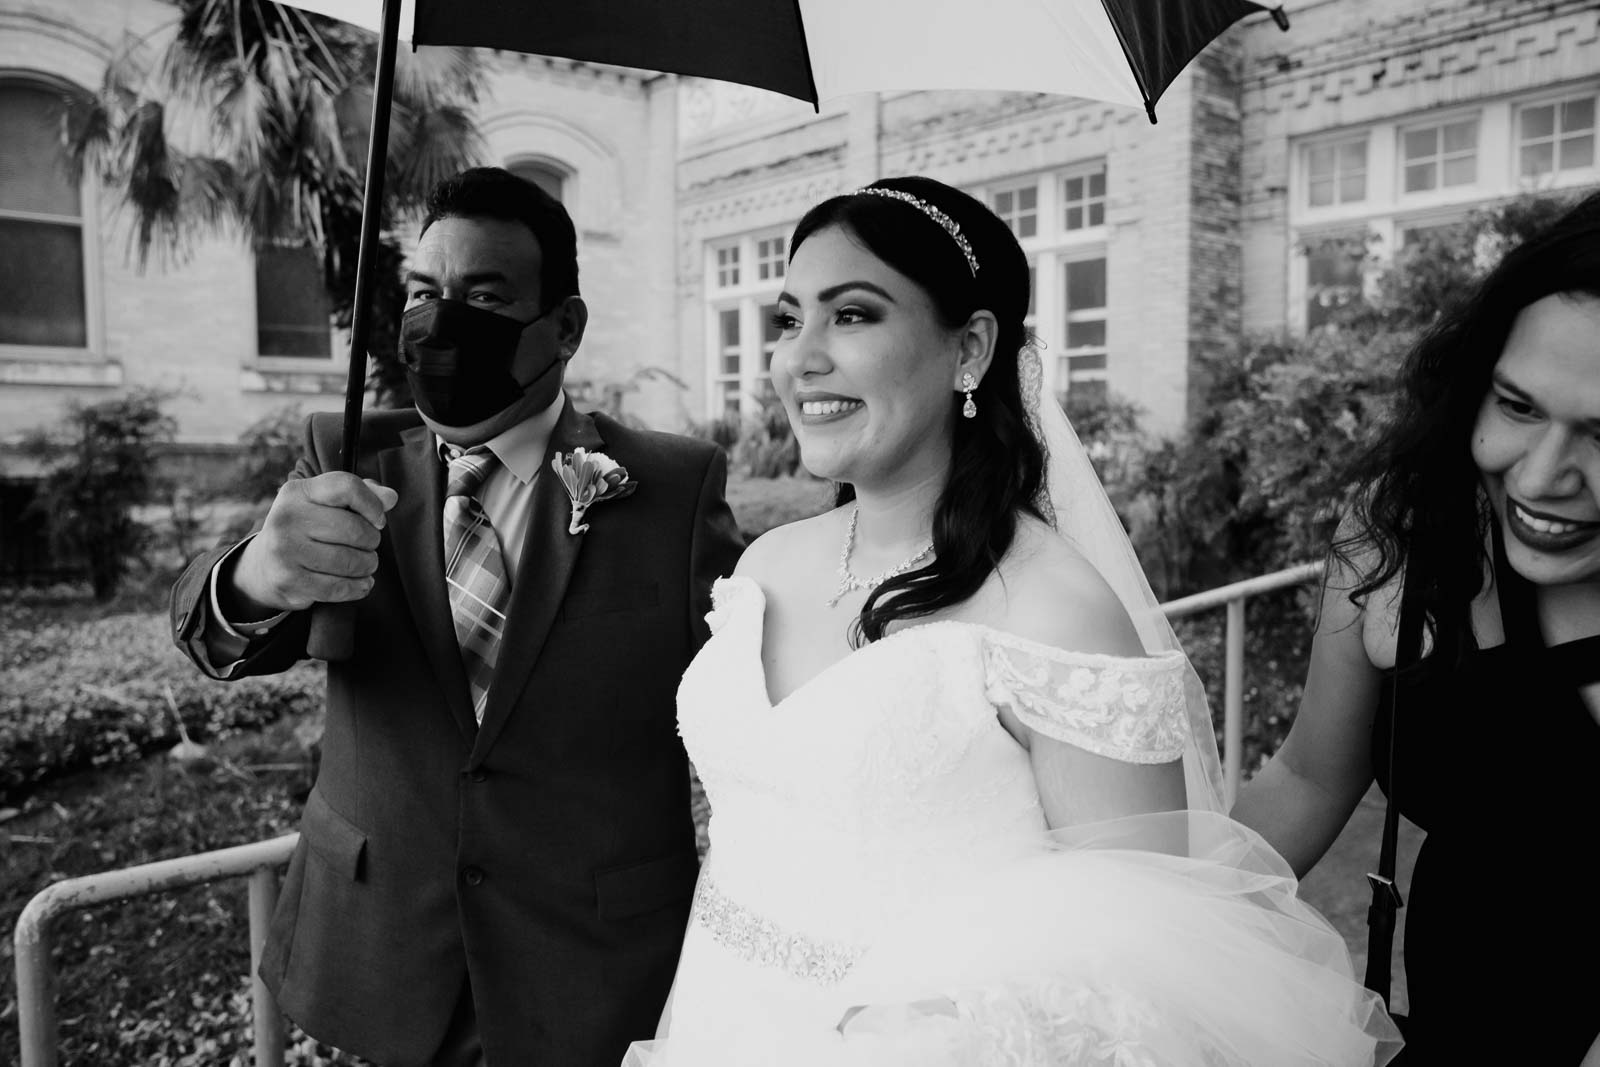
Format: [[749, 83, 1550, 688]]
[[788, 176, 1045, 645]]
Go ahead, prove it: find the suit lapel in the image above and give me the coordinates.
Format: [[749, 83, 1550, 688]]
[[472, 400, 605, 759], [380, 425, 478, 740]]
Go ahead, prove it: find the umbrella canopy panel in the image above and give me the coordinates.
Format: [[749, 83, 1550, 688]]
[[407, 0, 1285, 119]]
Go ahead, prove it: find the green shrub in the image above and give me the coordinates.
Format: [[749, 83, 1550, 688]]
[[20, 390, 176, 601], [0, 612, 323, 805], [233, 405, 306, 503]]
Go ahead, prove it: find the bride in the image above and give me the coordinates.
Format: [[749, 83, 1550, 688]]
[[626, 177, 1401, 1065]]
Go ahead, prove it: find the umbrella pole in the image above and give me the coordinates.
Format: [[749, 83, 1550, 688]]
[[306, 0, 403, 661]]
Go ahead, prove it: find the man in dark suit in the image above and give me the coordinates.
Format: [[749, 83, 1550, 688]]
[[170, 167, 743, 1067]]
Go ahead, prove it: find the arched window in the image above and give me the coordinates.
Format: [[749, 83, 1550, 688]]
[[0, 81, 87, 348], [507, 159, 567, 203]]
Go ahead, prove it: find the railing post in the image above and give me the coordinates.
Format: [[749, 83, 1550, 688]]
[[249, 867, 285, 1067], [1224, 597, 1246, 808], [14, 894, 60, 1067]]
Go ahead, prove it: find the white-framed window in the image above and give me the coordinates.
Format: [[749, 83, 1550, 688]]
[[1059, 254, 1108, 402], [1305, 137, 1368, 207], [1517, 94, 1597, 179], [713, 306, 741, 416], [1400, 115, 1478, 194], [702, 228, 790, 417], [1301, 231, 1368, 331], [0, 80, 92, 352], [969, 164, 1108, 403], [991, 182, 1038, 239], [255, 243, 335, 359], [1061, 165, 1107, 231], [713, 244, 741, 289], [756, 235, 786, 281], [507, 158, 568, 203], [1287, 90, 1599, 335]]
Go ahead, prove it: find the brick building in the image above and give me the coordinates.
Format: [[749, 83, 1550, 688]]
[[678, 0, 1598, 436]]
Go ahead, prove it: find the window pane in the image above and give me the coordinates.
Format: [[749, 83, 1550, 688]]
[[1308, 177, 1333, 208], [1521, 104, 1555, 140], [1339, 140, 1366, 171], [994, 190, 1013, 214], [1440, 155, 1475, 187], [1305, 241, 1363, 330], [1561, 97, 1594, 133], [508, 161, 563, 202], [1560, 135, 1594, 171], [1064, 176, 1083, 201], [0, 217, 86, 346], [1066, 321, 1106, 349], [1018, 187, 1037, 211], [1067, 352, 1108, 372], [760, 304, 780, 344], [1065, 206, 1083, 230], [256, 245, 331, 357], [1065, 258, 1106, 310], [719, 308, 739, 348], [1404, 162, 1435, 193], [1017, 215, 1036, 238], [1338, 172, 1366, 202], [1403, 128, 1436, 161], [1442, 120, 1476, 153], [1088, 202, 1104, 227], [0, 86, 80, 217], [1521, 142, 1555, 177], [1088, 170, 1105, 197], [1307, 144, 1334, 179]]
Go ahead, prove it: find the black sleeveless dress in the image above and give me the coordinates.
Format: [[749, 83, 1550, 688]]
[[1372, 546, 1600, 1064]]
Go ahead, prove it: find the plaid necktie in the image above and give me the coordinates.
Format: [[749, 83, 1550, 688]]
[[442, 448, 510, 724]]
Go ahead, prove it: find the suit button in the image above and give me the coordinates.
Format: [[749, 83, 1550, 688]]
[[462, 866, 484, 886], [468, 768, 488, 784]]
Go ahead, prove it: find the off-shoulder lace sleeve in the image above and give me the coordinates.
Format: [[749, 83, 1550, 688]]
[[981, 635, 1189, 764]]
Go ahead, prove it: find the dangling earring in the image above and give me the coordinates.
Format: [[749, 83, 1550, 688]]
[[960, 372, 978, 419]]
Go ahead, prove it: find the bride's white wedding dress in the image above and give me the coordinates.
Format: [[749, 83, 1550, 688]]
[[624, 576, 1400, 1066]]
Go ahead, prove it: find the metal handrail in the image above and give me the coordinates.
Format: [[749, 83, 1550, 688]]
[[13, 561, 1326, 1066], [14, 834, 299, 1067], [1162, 560, 1326, 806]]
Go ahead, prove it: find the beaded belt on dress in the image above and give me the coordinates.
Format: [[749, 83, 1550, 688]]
[[690, 875, 864, 986]]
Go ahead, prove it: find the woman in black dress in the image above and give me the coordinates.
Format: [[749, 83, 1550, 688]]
[[1232, 189, 1600, 1064]]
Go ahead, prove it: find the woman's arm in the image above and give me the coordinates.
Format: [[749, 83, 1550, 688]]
[[1000, 551, 1187, 829], [1230, 553, 1386, 878]]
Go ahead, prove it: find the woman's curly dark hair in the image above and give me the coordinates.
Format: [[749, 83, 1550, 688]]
[[787, 176, 1045, 645], [1334, 188, 1600, 660]]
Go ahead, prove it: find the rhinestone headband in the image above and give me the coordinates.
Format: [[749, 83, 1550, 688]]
[[854, 187, 979, 276]]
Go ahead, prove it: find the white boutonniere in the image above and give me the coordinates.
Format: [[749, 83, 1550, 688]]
[[552, 448, 637, 535]]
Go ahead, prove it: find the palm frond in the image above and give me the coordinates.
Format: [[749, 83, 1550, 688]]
[[390, 46, 484, 113], [387, 104, 486, 207]]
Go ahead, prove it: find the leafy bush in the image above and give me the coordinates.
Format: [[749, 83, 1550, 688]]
[[20, 390, 176, 601], [233, 405, 306, 503], [0, 609, 323, 806], [735, 394, 802, 478]]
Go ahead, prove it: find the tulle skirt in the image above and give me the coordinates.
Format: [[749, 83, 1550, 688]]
[[624, 812, 1402, 1066]]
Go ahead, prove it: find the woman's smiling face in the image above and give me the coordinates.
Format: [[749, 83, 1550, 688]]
[[769, 225, 965, 489], [1471, 292, 1600, 587]]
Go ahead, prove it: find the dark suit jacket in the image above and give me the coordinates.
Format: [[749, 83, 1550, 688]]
[[170, 400, 742, 1067]]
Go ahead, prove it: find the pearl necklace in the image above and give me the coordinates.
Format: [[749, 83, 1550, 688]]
[[826, 505, 935, 608]]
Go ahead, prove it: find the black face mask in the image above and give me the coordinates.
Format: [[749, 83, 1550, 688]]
[[398, 299, 560, 427]]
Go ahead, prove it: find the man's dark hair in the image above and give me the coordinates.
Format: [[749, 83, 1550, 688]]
[[421, 167, 580, 305]]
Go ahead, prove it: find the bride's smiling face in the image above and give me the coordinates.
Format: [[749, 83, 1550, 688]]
[[770, 225, 965, 489]]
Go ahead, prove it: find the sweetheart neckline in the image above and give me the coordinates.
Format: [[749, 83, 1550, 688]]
[[709, 575, 1186, 711]]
